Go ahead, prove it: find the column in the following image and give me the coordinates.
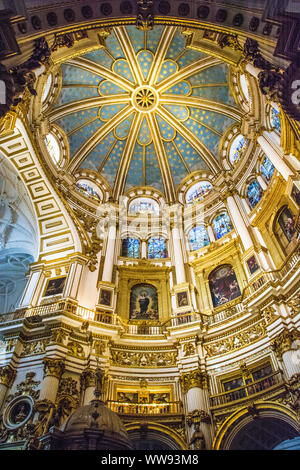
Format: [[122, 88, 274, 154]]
[[80, 368, 95, 405], [141, 240, 147, 259], [171, 226, 186, 284], [257, 175, 268, 191], [271, 329, 300, 379], [39, 358, 65, 403], [180, 369, 212, 450], [0, 365, 16, 411], [226, 193, 253, 251], [102, 223, 116, 283], [207, 225, 216, 243], [257, 132, 294, 181]]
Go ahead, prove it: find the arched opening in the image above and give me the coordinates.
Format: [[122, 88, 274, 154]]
[[127, 426, 185, 450], [229, 417, 299, 450], [0, 156, 38, 314]]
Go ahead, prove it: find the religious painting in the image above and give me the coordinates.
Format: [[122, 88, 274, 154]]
[[209, 265, 241, 308], [129, 283, 158, 320], [149, 392, 170, 404], [99, 289, 112, 307], [291, 185, 300, 206], [117, 392, 138, 403], [278, 207, 296, 242], [246, 255, 260, 275], [177, 291, 189, 308], [43, 276, 66, 297]]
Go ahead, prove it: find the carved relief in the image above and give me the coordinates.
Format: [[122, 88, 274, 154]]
[[111, 349, 177, 367], [180, 370, 208, 394]]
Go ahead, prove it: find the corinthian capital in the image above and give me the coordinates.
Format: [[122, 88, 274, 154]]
[[179, 369, 208, 394], [270, 329, 300, 359], [80, 368, 95, 391], [0, 365, 16, 387], [43, 358, 65, 379]]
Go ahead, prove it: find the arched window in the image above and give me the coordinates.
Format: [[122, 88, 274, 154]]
[[229, 134, 247, 164], [275, 206, 297, 247], [188, 226, 210, 251], [44, 133, 60, 163], [76, 180, 102, 201], [247, 180, 263, 208], [128, 197, 159, 215], [121, 238, 140, 258], [147, 237, 167, 259], [209, 264, 241, 308], [186, 181, 213, 204], [261, 156, 275, 183], [270, 107, 281, 134], [212, 212, 233, 239]]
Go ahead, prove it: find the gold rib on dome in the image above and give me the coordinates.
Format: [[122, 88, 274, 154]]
[[48, 25, 241, 201]]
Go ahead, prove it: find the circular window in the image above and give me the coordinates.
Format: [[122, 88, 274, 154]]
[[45, 133, 60, 163], [42, 74, 52, 103], [229, 134, 247, 164], [186, 181, 213, 204]]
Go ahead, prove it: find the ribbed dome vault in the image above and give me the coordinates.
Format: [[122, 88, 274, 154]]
[[47, 25, 242, 202]]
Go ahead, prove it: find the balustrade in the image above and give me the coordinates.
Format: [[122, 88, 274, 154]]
[[107, 400, 183, 415], [209, 371, 284, 408]]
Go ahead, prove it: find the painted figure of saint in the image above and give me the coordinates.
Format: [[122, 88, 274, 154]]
[[138, 291, 150, 315]]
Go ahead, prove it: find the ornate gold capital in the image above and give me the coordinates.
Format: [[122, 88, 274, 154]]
[[0, 365, 16, 387], [43, 358, 65, 379], [80, 368, 95, 390], [179, 369, 208, 394], [270, 328, 300, 359]]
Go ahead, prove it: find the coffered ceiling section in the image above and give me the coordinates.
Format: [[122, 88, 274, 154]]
[[48, 25, 241, 202]]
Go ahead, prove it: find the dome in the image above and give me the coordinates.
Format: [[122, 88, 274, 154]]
[[43, 25, 240, 201], [60, 398, 132, 450]]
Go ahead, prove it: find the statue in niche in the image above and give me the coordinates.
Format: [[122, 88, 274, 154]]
[[189, 424, 206, 450], [129, 283, 158, 320]]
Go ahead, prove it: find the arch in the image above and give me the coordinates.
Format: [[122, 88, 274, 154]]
[[126, 422, 187, 450], [208, 264, 241, 308], [213, 402, 299, 450]]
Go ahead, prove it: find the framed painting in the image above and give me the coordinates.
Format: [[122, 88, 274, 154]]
[[246, 255, 260, 275], [43, 276, 66, 297], [177, 291, 189, 308], [129, 283, 158, 320], [99, 288, 112, 307]]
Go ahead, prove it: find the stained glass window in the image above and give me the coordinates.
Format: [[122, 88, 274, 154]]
[[76, 181, 102, 201], [212, 212, 233, 239], [261, 156, 275, 182], [229, 134, 247, 164], [45, 133, 60, 163], [247, 180, 263, 209], [128, 197, 159, 215], [188, 226, 210, 251], [186, 181, 213, 204], [121, 238, 140, 258], [270, 107, 281, 134], [148, 237, 167, 259]]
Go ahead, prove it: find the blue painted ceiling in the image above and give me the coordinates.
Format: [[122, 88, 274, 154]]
[[48, 25, 240, 199]]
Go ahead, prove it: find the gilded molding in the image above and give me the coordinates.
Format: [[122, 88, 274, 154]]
[[43, 358, 65, 379], [80, 368, 96, 390], [270, 328, 300, 359], [179, 369, 208, 394], [0, 365, 16, 388]]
